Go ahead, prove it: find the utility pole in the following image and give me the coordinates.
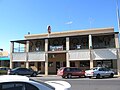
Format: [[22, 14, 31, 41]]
[[117, 0, 120, 32], [116, 0, 120, 76]]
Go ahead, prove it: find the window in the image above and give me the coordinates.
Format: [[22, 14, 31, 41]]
[[80, 61, 90, 67], [25, 82, 39, 90], [95, 60, 113, 68], [104, 68, 110, 71], [70, 62, 75, 67], [48, 62, 53, 67], [74, 68, 81, 72], [64, 68, 70, 72], [0, 82, 39, 90], [99, 68, 104, 71], [29, 62, 34, 66], [92, 67, 97, 70], [70, 36, 89, 50], [18, 68, 26, 71], [92, 35, 115, 49]]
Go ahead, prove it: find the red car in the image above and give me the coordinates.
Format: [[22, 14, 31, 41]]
[[57, 67, 85, 78]]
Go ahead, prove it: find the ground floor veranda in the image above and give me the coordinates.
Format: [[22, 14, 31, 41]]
[[12, 53, 118, 75]]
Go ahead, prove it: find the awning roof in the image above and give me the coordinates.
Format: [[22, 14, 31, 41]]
[[0, 57, 10, 61]]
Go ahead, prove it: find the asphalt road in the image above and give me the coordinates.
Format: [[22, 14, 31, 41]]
[[30, 75, 120, 90]]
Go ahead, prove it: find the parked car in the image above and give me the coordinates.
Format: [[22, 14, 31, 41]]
[[57, 67, 85, 78], [0, 67, 10, 75], [85, 67, 114, 79], [8, 67, 38, 77], [0, 75, 71, 90]]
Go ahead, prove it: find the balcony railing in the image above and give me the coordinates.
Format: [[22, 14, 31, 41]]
[[68, 48, 117, 61], [12, 52, 27, 62], [28, 52, 45, 61], [12, 52, 45, 62], [12, 48, 118, 62], [68, 50, 90, 61]]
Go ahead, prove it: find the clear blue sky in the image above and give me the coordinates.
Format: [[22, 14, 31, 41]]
[[0, 0, 120, 52]]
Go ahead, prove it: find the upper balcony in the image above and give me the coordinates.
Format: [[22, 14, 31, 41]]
[[11, 32, 118, 61], [11, 33, 116, 53]]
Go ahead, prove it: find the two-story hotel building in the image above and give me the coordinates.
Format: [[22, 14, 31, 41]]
[[10, 27, 120, 75]]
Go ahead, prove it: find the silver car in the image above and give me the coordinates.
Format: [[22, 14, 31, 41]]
[[85, 67, 114, 79]]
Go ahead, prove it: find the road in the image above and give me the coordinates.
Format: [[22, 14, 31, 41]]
[[30, 75, 120, 90]]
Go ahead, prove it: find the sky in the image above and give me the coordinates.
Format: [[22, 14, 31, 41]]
[[0, 0, 120, 52]]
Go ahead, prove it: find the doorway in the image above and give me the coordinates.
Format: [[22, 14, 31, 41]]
[[56, 62, 60, 73]]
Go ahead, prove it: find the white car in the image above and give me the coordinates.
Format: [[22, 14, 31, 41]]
[[0, 75, 71, 90], [85, 67, 114, 79]]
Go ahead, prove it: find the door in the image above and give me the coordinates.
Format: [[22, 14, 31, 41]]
[[56, 62, 60, 73], [97, 61, 102, 67], [63, 61, 66, 67], [103, 68, 111, 76], [98, 68, 106, 76]]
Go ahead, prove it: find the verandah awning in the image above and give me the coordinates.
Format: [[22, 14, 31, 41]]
[[0, 57, 10, 61]]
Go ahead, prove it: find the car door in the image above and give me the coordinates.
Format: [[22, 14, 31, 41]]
[[103, 68, 111, 76], [16, 68, 29, 75], [24, 69, 33, 75], [71, 68, 76, 76], [16, 68, 26, 75], [98, 68, 105, 76], [70, 68, 78, 76], [73, 68, 81, 76], [20, 68, 32, 75]]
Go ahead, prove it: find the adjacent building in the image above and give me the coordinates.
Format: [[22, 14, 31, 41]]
[[0, 49, 10, 67], [10, 27, 120, 75]]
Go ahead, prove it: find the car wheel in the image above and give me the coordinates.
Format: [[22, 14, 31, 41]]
[[62, 76, 65, 78], [96, 74, 101, 79], [88, 76, 92, 78], [14, 73, 18, 75], [109, 73, 114, 78], [32, 73, 37, 77], [67, 74, 72, 79], [84, 75, 86, 78]]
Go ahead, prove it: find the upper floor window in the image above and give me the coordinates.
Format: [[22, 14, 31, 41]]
[[48, 38, 66, 51], [13, 42, 25, 53], [92, 34, 115, 49], [70, 36, 89, 50], [29, 40, 45, 52]]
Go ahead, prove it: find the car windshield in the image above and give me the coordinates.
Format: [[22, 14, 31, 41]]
[[59, 67, 64, 71], [90, 67, 98, 70], [12, 67, 21, 71]]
